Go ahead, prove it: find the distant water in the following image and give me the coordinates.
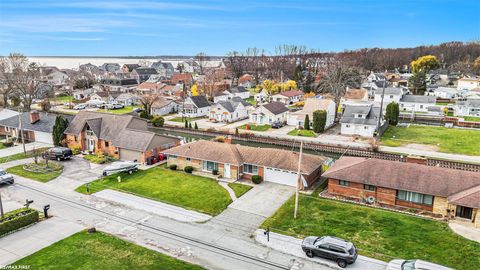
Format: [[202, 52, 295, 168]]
[[28, 56, 222, 69]]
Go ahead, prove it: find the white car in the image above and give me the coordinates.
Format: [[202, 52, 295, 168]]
[[102, 161, 139, 176], [73, 103, 87, 110], [387, 259, 453, 270], [0, 169, 14, 185]]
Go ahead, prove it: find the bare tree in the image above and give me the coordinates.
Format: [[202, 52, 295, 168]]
[[139, 94, 159, 116], [197, 68, 225, 99], [195, 52, 209, 75], [316, 59, 363, 119]]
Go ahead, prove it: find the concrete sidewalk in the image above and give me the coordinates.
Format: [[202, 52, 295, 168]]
[[0, 217, 84, 266], [449, 222, 480, 243], [380, 146, 480, 164], [0, 142, 53, 158], [93, 189, 212, 223], [255, 229, 387, 270]]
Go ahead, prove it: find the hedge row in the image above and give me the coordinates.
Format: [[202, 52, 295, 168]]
[[0, 208, 39, 237]]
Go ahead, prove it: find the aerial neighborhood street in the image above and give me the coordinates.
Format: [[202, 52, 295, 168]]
[[0, 1, 480, 270]]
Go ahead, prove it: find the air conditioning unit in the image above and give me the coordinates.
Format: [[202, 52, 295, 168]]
[[366, 196, 376, 204]]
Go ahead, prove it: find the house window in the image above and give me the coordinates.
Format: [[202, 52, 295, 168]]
[[364, 126, 368, 130], [202, 161, 218, 172], [243, 164, 258, 174], [389, 95, 393, 98], [339, 180, 349, 186], [5, 127, 10, 132], [397, 190, 433, 205], [345, 124, 350, 128], [186, 157, 191, 161], [456, 206, 473, 219], [105, 141, 109, 147], [364, 184, 376, 191], [169, 155, 178, 159]]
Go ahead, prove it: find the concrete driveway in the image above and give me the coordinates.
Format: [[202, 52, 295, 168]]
[[228, 182, 294, 218], [46, 156, 105, 190]]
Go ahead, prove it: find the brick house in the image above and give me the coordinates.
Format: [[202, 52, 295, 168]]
[[323, 157, 480, 227], [64, 111, 179, 164], [162, 140, 327, 188]]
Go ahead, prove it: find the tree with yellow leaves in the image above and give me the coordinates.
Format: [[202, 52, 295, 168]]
[[303, 92, 315, 99], [411, 55, 440, 73], [191, 84, 199, 96], [281, 80, 297, 91]]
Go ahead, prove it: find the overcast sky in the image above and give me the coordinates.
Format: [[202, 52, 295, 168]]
[[0, 0, 479, 56]]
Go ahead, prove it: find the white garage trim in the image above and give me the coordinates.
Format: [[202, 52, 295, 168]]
[[264, 167, 298, 187], [33, 131, 53, 144]]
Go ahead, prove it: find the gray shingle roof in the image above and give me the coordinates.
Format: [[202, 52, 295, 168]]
[[227, 86, 248, 94], [457, 99, 480, 108], [340, 104, 379, 125], [189, 96, 211, 108], [376, 87, 403, 96], [217, 97, 251, 112], [134, 67, 158, 75], [0, 112, 73, 133], [262, 102, 289, 115], [400, 95, 436, 104]]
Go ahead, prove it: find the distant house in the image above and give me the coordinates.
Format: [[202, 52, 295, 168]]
[[101, 63, 121, 73], [65, 111, 180, 164], [136, 82, 165, 95], [0, 111, 73, 144], [100, 78, 138, 92], [373, 87, 404, 105], [90, 91, 121, 104], [341, 88, 368, 108], [238, 74, 255, 88], [399, 95, 436, 113], [79, 63, 99, 73], [180, 96, 211, 118], [170, 73, 194, 88], [254, 90, 269, 104], [271, 90, 304, 105], [213, 86, 250, 103], [287, 98, 336, 129], [151, 61, 175, 78], [455, 99, 480, 117], [323, 157, 480, 227], [151, 98, 179, 116], [249, 102, 289, 125], [163, 140, 327, 188], [46, 71, 69, 86], [132, 67, 158, 83], [73, 88, 94, 100], [115, 93, 139, 106], [122, 64, 141, 73], [457, 77, 480, 91], [426, 87, 458, 99], [367, 72, 387, 82], [340, 103, 383, 137], [209, 97, 251, 123]]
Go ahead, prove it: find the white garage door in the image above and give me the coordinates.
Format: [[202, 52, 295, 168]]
[[264, 167, 298, 186], [119, 149, 141, 162], [34, 131, 53, 144]]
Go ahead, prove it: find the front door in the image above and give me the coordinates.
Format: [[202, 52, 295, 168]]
[[224, 164, 231, 178], [456, 206, 473, 219], [88, 139, 95, 152]]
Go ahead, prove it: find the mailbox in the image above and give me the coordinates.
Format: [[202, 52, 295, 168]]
[[44, 204, 50, 218], [24, 199, 34, 208]]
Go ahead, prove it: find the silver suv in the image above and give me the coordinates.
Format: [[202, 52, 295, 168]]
[[0, 169, 14, 185], [301, 236, 357, 268]]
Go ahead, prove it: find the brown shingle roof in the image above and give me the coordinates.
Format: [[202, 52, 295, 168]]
[[344, 88, 367, 100], [279, 90, 304, 97], [262, 102, 289, 115], [323, 157, 480, 202], [162, 140, 327, 174]]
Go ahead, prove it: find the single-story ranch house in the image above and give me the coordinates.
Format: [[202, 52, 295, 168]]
[[65, 111, 180, 164], [163, 140, 327, 188], [323, 157, 480, 227]]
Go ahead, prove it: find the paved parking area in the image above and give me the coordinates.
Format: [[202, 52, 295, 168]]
[[46, 156, 104, 190]]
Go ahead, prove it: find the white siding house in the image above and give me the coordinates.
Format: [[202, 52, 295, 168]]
[[287, 98, 336, 129], [180, 96, 211, 118], [209, 97, 251, 123], [340, 103, 383, 137], [249, 102, 289, 125], [399, 95, 436, 113]]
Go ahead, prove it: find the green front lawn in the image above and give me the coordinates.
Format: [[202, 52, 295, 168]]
[[380, 125, 480, 156], [287, 129, 317, 137], [244, 96, 256, 106], [6, 162, 63, 182], [462, 116, 480, 122], [228, 183, 252, 198], [76, 167, 232, 215], [52, 95, 73, 103], [0, 148, 51, 164], [97, 105, 140, 115], [169, 116, 205, 123], [12, 231, 204, 270], [262, 196, 480, 269], [238, 124, 271, 131]]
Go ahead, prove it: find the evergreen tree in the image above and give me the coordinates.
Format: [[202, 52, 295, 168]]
[[188, 122, 192, 129], [184, 120, 188, 128], [313, 110, 327, 133], [52, 115, 69, 146], [194, 122, 198, 129], [385, 102, 400, 126], [304, 114, 310, 130], [408, 71, 427, 95]]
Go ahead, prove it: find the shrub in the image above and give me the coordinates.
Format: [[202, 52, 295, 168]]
[[70, 145, 81, 155], [194, 122, 198, 129], [304, 114, 310, 130], [252, 175, 263, 184], [213, 136, 225, 142], [235, 128, 239, 135], [313, 110, 327, 133], [2, 141, 14, 147], [169, 164, 177, 170], [184, 120, 189, 128], [184, 166, 194, 173], [151, 116, 165, 127], [0, 208, 39, 237], [139, 111, 153, 120], [188, 122, 192, 129], [212, 169, 218, 175], [385, 102, 400, 126]]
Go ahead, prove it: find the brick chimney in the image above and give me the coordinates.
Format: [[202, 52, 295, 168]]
[[406, 156, 428, 165], [29, 110, 40, 124]]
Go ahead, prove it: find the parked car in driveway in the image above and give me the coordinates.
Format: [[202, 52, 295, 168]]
[[387, 259, 453, 270], [301, 236, 357, 268], [73, 103, 87, 110], [0, 169, 14, 185], [42, 147, 73, 161], [102, 161, 139, 176], [271, 120, 285, 129], [112, 103, 124, 109]]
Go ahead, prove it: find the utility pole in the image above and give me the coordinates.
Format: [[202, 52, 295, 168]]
[[294, 140, 303, 219], [17, 107, 26, 155], [0, 191, 4, 220], [376, 81, 387, 136]]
